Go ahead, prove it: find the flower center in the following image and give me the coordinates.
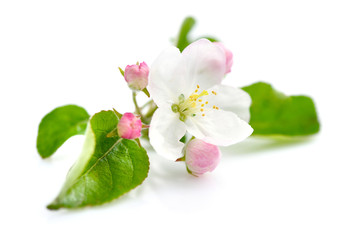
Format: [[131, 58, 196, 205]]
[[171, 85, 219, 121]]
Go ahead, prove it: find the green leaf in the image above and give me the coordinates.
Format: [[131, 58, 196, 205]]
[[176, 16, 196, 52], [47, 110, 149, 210], [37, 105, 90, 158], [179, 135, 186, 143], [118, 66, 125, 77], [175, 17, 219, 52], [242, 82, 320, 136]]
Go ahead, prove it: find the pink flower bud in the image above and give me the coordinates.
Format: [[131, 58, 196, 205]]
[[124, 62, 149, 90], [213, 42, 233, 74], [185, 138, 221, 176], [117, 112, 142, 139]]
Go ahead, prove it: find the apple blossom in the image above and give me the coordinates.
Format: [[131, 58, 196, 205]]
[[117, 112, 142, 139], [185, 138, 221, 176], [148, 39, 253, 160], [124, 62, 149, 91]]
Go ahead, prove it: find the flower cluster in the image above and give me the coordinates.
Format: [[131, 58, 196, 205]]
[[120, 39, 253, 176], [39, 17, 319, 210]]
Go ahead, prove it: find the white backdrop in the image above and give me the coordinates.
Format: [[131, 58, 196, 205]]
[[1, 0, 359, 239]]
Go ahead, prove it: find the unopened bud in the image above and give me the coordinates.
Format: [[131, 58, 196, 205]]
[[185, 138, 221, 176], [124, 62, 149, 90], [117, 112, 142, 139], [213, 42, 233, 74]]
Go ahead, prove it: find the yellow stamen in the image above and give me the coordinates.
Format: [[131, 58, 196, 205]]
[[176, 85, 214, 120], [199, 90, 209, 97], [190, 94, 199, 100], [202, 114, 205, 117]]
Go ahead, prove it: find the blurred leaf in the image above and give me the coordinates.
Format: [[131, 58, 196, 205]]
[[37, 105, 90, 158], [175, 17, 220, 52], [242, 82, 320, 136], [176, 16, 196, 52]]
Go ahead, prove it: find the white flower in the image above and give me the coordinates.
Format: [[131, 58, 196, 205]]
[[148, 39, 253, 160]]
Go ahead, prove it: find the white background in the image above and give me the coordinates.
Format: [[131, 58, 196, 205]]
[[1, 0, 359, 239]]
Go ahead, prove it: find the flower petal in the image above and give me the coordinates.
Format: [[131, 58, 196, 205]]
[[206, 85, 252, 122], [148, 46, 192, 107], [185, 109, 253, 146], [149, 105, 187, 160], [182, 39, 226, 91]]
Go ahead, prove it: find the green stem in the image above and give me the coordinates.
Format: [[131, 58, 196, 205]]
[[145, 104, 158, 119], [136, 100, 158, 125], [140, 99, 153, 110], [132, 91, 143, 119]]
